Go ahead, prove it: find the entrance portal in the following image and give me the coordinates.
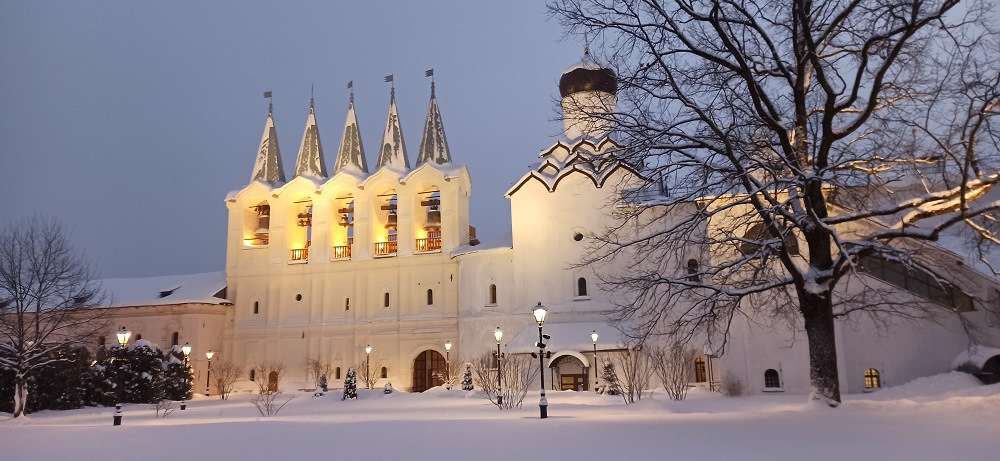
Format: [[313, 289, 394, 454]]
[[412, 350, 447, 392]]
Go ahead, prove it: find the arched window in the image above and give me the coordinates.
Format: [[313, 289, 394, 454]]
[[427, 289, 434, 305], [694, 357, 707, 383], [335, 367, 342, 380], [135, 334, 142, 341], [764, 369, 781, 389], [577, 277, 588, 297], [864, 368, 881, 389], [488, 284, 497, 305], [381, 366, 388, 379], [687, 259, 701, 282], [98, 336, 106, 348], [345, 298, 350, 311], [249, 369, 256, 381], [253, 301, 259, 314], [171, 332, 179, 346], [384, 292, 390, 308]]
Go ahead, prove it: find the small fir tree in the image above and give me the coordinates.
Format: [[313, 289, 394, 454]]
[[125, 342, 164, 403], [318, 374, 328, 392], [342, 367, 357, 400], [601, 359, 622, 396], [461, 363, 474, 391], [161, 346, 193, 401]]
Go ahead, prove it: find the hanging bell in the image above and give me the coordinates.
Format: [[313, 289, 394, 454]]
[[339, 214, 351, 227], [385, 210, 398, 230], [424, 206, 441, 231]]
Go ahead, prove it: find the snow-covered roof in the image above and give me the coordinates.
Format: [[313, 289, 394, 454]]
[[293, 100, 328, 179], [416, 83, 452, 166], [375, 88, 410, 171], [251, 106, 286, 184], [507, 321, 625, 354], [101, 271, 229, 308], [505, 137, 639, 197], [952, 345, 1000, 369], [334, 95, 369, 175], [451, 233, 513, 257]]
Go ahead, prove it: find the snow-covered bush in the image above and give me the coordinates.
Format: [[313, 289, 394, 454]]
[[461, 363, 474, 391], [384, 382, 394, 394]]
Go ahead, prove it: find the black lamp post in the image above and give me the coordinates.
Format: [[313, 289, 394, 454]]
[[180, 342, 191, 410], [494, 327, 503, 406], [444, 341, 452, 387], [205, 350, 214, 397], [532, 302, 548, 419], [113, 326, 131, 426], [365, 345, 372, 389], [591, 330, 599, 390]]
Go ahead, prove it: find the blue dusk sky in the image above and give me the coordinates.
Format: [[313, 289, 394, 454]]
[[0, 1, 585, 278]]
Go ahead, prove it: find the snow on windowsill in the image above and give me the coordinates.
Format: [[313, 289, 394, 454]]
[[762, 387, 784, 393], [288, 260, 308, 265], [574, 296, 591, 301]]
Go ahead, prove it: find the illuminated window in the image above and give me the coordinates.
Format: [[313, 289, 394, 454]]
[[427, 289, 434, 305], [488, 284, 497, 305], [864, 368, 881, 389], [764, 369, 781, 389], [694, 357, 707, 383], [577, 277, 588, 297]]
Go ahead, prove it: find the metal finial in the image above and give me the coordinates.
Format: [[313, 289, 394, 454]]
[[310, 85, 315, 114], [584, 32, 591, 56]]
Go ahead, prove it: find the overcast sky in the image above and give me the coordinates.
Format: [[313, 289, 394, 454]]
[[0, 1, 583, 278]]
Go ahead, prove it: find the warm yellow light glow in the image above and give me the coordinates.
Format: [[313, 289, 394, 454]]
[[181, 342, 192, 357], [494, 327, 503, 343], [206, 350, 215, 360], [532, 302, 547, 325]]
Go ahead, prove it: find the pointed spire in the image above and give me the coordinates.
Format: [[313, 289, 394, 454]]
[[334, 90, 369, 175], [251, 106, 285, 184], [376, 87, 410, 171], [293, 96, 328, 179], [417, 81, 452, 166]]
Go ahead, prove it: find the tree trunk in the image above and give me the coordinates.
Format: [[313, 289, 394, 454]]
[[12, 372, 27, 417], [800, 292, 842, 406]]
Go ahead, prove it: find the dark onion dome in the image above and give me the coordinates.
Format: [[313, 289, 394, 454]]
[[559, 56, 617, 98]]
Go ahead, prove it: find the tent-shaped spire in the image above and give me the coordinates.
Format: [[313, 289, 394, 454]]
[[416, 82, 452, 166], [376, 88, 410, 171], [251, 104, 286, 184], [334, 92, 369, 174], [293, 98, 328, 179]]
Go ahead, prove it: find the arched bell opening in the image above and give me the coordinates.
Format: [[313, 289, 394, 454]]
[[374, 191, 398, 256], [416, 187, 442, 252], [332, 194, 355, 259], [243, 200, 271, 246], [288, 197, 313, 261]]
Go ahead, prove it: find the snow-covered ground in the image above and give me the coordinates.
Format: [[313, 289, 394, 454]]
[[2, 372, 998, 461]]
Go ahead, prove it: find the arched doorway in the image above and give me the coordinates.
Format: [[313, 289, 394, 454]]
[[412, 350, 447, 392], [267, 371, 278, 392], [550, 353, 589, 391]]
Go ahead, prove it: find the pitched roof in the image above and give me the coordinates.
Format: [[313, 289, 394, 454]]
[[334, 94, 369, 175], [375, 88, 410, 172], [102, 271, 229, 308], [416, 83, 452, 166], [250, 105, 286, 184], [293, 99, 328, 179]]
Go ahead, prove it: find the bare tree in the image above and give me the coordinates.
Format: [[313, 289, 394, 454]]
[[251, 360, 292, 416], [651, 342, 696, 401], [357, 355, 389, 390], [303, 357, 331, 389], [471, 351, 540, 409], [0, 216, 111, 417], [612, 342, 654, 404], [551, 0, 1000, 404], [211, 359, 244, 400]]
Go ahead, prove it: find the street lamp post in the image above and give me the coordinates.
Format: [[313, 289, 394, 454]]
[[494, 327, 503, 406], [180, 342, 191, 410], [205, 350, 214, 397], [113, 326, 131, 426], [591, 330, 599, 390], [444, 341, 452, 388], [365, 345, 372, 390], [533, 302, 548, 419]]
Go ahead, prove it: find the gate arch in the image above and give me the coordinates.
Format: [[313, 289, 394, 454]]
[[412, 349, 447, 392]]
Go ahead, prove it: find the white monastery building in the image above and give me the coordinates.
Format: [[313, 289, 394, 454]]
[[101, 54, 1000, 395]]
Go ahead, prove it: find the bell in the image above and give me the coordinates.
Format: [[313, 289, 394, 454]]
[[385, 210, 397, 230], [424, 206, 441, 231], [339, 214, 351, 227]]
